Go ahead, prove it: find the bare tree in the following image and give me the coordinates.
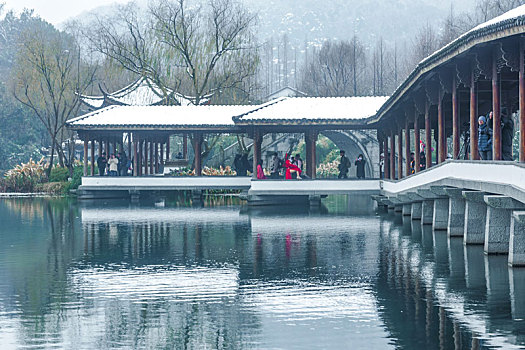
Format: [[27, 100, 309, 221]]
[[300, 39, 365, 97], [150, 0, 258, 104], [11, 22, 96, 174]]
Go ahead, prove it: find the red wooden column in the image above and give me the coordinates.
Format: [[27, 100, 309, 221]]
[[90, 139, 95, 176], [193, 133, 203, 176], [144, 140, 149, 175], [154, 142, 159, 174], [252, 130, 263, 179], [183, 134, 188, 159], [133, 134, 139, 177], [165, 136, 170, 161], [470, 66, 479, 160], [127, 133, 132, 159], [384, 136, 390, 179], [520, 39, 525, 162], [83, 139, 88, 176], [390, 130, 396, 180], [98, 138, 102, 158], [452, 74, 460, 159], [305, 130, 318, 179], [492, 49, 502, 160], [397, 126, 403, 179], [437, 88, 446, 163], [425, 101, 432, 169], [414, 111, 420, 173], [405, 117, 411, 176], [150, 141, 155, 174], [160, 141, 164, 169]]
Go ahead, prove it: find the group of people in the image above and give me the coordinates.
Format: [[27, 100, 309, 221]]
[[478, 108, 514, 161], [96, 152, 130, 176], [252, 150, 367, 180]]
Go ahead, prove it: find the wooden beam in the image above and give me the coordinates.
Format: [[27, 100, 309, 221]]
[[521, 39, 525, 162], [425, 101, 432, 169], [414, 111, 420, 173], [470, 65, 479, 160], [493, 48, 502, 160]]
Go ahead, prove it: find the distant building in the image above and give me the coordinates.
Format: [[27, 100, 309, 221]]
[[264, 86, 306, 102], [78, 76, 210, 111]]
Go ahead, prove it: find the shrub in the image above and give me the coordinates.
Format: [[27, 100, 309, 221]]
[[3, 158, 46, 192], [64, 165, 83, 193], [34, 182, 69, 195], [49, 166, 70, 182]]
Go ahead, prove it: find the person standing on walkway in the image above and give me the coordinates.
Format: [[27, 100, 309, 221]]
[[355, 154, 366, 179], [256, 159, 266, 179], [97, 153, 107, 176], [501, 108, 514, 161], [269, 152, 281, 179], [478, 115, 493, 160], [108, 154, 119, 176], [338, 150, 350, 179]]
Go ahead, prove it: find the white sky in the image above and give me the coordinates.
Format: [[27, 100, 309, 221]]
[[2, 0, 131, 25]]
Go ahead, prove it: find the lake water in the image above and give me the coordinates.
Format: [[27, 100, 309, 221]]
[[0, 195, 524, 349]]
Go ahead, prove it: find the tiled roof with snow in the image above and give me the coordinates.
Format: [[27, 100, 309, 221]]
[[374, 4, 525, 123], [67, 105, 259, 129], [234, 96, 389, 124]]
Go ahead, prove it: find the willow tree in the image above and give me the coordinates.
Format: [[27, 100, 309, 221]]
[[11, 21, 96, 175]]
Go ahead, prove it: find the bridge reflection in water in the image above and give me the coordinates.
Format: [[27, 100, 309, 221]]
[[2, 197, 525, 348], [378, 213, 525, 349]]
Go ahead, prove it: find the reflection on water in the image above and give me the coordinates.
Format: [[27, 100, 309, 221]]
[[0, 196, 525, 349]]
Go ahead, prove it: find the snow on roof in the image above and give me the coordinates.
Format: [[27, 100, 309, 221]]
[[80, 96, 105, 109], [235, 96, 389, 123], [419, 4, 525, 68], [67, 104, 259, 129]]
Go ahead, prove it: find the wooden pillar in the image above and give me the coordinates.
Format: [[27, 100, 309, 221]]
[[160, 141, 164, 168], [90, 139, 95, 176], [405, 117, 411, 177], [165, 136, 170, 161], [133, 134, 139, 177], [520, 39, 525, 162], [252, 130, 262, 179], [425, 101, 432, 169], [414, 111, 421, 173], [137, 138, 142, 176], [105, 140, 110, 157], [98, 138, 102, 158], [127, 133, 132, 158], [83, 139, 88, 177], [150, 141, 154, 174], [144, 140, 149, 175], [470, 67, 479, 160], [390, 131, 396, 180], [384, 136, 390, 179], [438, 88, 445, 163], [452, 75, 460, 159], [154, 142, 159, 174], [305, 130, 318, 179], [183, 134, 188, 159], [492, 48, 502, 160], [193, 133, 203, 176], [397, 126, 403, 179]]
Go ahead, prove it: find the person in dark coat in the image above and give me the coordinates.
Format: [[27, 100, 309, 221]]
[[96, 153, 107, 176], [355, 153, 366, 179], [478, 115, 492, 160], [338, 150, 351, 179], [501, 108, 514, 161], [233, 154, 242, 176], [241, 154, 251, 176]]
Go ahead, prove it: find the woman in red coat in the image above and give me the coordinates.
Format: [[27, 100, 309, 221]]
[[284, 154, 302, 179]]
